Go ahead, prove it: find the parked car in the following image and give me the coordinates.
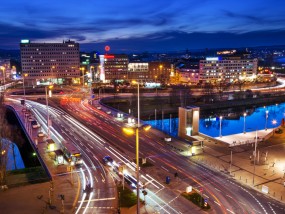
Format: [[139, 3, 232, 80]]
[[31, 120, 40, 129]]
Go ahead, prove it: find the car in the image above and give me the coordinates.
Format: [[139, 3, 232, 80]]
[[96, 106, 101, 110], [37, 132, 45, 137], [102, 156, 113, 166], [28, 117, 35, 122], [106, 111, 111, 115], [31, 120, 40, 129]]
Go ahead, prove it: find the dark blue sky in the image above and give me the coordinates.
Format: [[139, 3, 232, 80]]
[[0, 0, 285, 52]]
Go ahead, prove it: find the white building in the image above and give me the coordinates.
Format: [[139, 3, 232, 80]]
[[199, 57, 258, 83]]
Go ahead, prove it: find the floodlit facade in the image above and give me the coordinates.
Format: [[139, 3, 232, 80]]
[[199, 57, 258, 83], [20, 39, 80, 85], [128, 62, 149, 81], [99, 54, 128, 82]]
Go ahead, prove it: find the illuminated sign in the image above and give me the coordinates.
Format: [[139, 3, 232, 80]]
[[21, 39, 30, 44], [206, 57, 219, 61], [104, 55, 114, 59]]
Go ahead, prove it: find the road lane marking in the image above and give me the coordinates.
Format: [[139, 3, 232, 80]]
[[226, 208, 235, 214], [161, 166, 169, 172], [226, 194, 233, 199], [214, 187, 221, 192], [214, 201, 221, 206]]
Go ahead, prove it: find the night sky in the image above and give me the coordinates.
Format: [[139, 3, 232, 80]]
[[1, 0, 285, 52]]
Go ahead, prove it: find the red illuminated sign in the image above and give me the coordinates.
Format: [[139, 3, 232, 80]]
[[104, 55, 114, 59]]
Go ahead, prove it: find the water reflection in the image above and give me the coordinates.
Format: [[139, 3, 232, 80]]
[[145, 103, 284, 138]]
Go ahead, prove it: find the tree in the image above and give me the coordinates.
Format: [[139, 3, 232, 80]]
[[0, 94, 18, 185]]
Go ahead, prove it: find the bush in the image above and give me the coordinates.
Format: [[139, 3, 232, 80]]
[[118, 186, 137, 208], [181, 192, 211, 210]]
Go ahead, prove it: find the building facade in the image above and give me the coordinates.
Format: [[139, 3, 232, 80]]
[[128, 62, 149, 81], [20, 40, 80, 85], [99, 54, 128, 82], [199, 57, 258, 83], [148, 62, 172, 83]]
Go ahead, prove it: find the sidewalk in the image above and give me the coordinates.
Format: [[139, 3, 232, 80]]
[[192, 128, 285, 203], [0, 102, 80, 213], [143, 120, 285, 204]]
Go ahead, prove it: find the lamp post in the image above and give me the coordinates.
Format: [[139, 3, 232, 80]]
[[45, 85, 53, 139], [272, 119, 277, 136], [154, 75, 158, 95], [22, 73, 28, 107], [265, 110, 269, 130], [122, 81, 151, 214], [243, 113, 247, 134], [253, 129, 257, 186], [219, 116, 223, 138], [135, 80, 140, 214]]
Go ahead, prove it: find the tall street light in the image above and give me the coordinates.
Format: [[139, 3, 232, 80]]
[[265, 110, 269, 130], [219, 116, 223, 138], [123, 80, 151, 214], [253, 129, 258, 186], [272, 119, 277, 136], [243, 113, 247, 134], [45, 85, 53, 139], [22, 73, 28, 107]]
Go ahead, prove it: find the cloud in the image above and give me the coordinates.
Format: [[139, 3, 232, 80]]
[[80, 30, 285, 53]]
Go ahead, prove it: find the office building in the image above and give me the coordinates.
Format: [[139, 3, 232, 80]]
[[199, 57, 258, 83], [128, 62, 149, 81], [148, 62, 172, 83], [99, 54, 128, 83], [20, 39, 80, 85]]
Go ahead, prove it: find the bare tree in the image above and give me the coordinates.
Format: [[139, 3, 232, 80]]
[[0, 94, 16, 185]]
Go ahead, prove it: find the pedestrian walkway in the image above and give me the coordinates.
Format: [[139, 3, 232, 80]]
[[0, 101, 80, 214], [134, 112, 285, 204], [215, 128, 273, 146]]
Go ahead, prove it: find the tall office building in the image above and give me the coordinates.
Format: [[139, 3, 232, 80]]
[[99, 54, 128, 82], [20, 39, 80, 85], [199, 57, 258, 83]]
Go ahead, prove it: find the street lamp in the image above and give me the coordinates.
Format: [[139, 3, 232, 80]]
[[253, 129, 258, 186], [265, 110, 269, 131], [154, 75, 158, 95], [122, 80, 151, 214], [45, 85, 53, 139], [22, 73, 28, 107], [219, 116, 223, 138], [243, 113, 247, 134], [272, 119, 277, 136]]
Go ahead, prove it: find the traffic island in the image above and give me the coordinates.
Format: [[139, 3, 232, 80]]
[[118, 185, 143, 214], [181, 191, 211, 210]]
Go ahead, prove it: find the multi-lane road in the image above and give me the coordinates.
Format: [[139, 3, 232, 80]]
[[7, 86, 285, 214]]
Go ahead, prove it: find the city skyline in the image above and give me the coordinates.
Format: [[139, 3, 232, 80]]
[[0, 0, 285, 52]]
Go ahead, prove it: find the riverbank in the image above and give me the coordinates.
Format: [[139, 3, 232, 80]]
[[101, 93, 285, 120]]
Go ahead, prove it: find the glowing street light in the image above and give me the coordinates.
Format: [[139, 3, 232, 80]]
[[46, 85, 53, 139], [243, 113, 247, 134], [22, 73, 28, 107], [272, 119, 277, 136], [265, 110, 269, 131], [122, 80, 151, 214], [219, 116, 223, 138]]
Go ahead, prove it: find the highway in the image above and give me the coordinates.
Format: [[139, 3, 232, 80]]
[[6, 86, 285, 214], [51, 88, 285, 214]]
